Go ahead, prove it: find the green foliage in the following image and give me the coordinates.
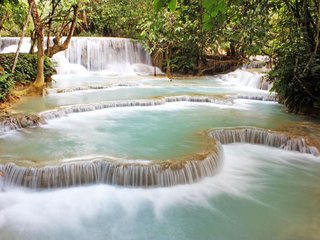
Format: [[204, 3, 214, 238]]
[[202, 0, 226, 31], [268, 0, 320, 114], [0, 71, 13, 102], [154, 0, 177, 11], [0, 53, 56, 85], [0, 0, 19, 4], [86, 0, 150, 38], [0, 0, 28, 36], [269, 50, 320, 113]]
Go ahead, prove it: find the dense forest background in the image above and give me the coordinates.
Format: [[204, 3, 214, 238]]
[[0, 0, 319, 114]]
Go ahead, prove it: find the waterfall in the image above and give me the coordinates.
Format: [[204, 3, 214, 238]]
[[65, 38, 150, 69], [0, 37, 161, 75], [55, 37, 153, 74], [0, 143, 222, 189], [0, 37, 30, 53], [210, 127, 319, 156]]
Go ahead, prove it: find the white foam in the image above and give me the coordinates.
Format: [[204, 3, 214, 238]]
[[1, 145, 317, 231]]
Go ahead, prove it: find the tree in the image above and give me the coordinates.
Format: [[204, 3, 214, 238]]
[[25, 0, 83, 91], [143, 0, 228, 76], [28, 0, 45, 90], [269, 0, 320, 113]]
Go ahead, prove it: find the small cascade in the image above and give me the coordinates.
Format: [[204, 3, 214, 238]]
[[222, 69, 272, 90], [0, 143, 222, 189], [235, 95, 277, 102], [211, 127, 319, 156], [39, 96, 232, 121]]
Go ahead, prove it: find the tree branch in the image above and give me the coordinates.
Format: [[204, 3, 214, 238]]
[[45, 4, 79, 57]]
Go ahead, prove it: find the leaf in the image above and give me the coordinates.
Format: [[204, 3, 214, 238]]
[[168, 0, 177, 11], [154, 0, 167, 11]]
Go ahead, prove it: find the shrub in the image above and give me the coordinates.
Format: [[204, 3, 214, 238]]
[[0, 71, 14, 102], [269, 44, 320, 114], [0, 53, 56, 85]]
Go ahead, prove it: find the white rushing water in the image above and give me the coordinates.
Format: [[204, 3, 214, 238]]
[[52, 37, 161, 75], [220, 69, 272, 90], [0, 37, 162, 76]]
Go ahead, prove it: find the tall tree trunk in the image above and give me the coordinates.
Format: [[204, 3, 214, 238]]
[[29, 30, 36, 54], [165, 47, 172, 78], [28, 0, 45, 90], [12, 2, 33, 73]]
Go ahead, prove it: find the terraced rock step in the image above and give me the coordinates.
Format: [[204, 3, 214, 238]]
[[39, 96, 233, 120], [210, 127, 319, 156], [235, 95, 278, 102], [47, 83, 140, 94], [0, 144, 222, 189], [0, 96, 232, 134]]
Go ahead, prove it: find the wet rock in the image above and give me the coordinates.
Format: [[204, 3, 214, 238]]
[[0, 113, 45, 133]]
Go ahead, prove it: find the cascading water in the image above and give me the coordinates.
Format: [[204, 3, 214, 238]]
[[0, 37, 31, 53], [221, 69, 272, 90], [0, 37, 162, 75], [53, 37, 160, 75], [65, 38, 150, 70], [0, 143, 222, 189], [211, 127, 319, 156]]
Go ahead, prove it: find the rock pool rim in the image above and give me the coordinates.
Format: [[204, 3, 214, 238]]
[[0, 127, 319, 189], [0, 95, 234, 134], [1, 95, 280, 134], [0, 141, 222, 189], [210, 127, 319, 156]]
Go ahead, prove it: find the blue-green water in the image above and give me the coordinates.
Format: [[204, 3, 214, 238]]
[[0, 100, 305, 164], [12, 73, 271, 113], [1, 71, 320, 240]]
